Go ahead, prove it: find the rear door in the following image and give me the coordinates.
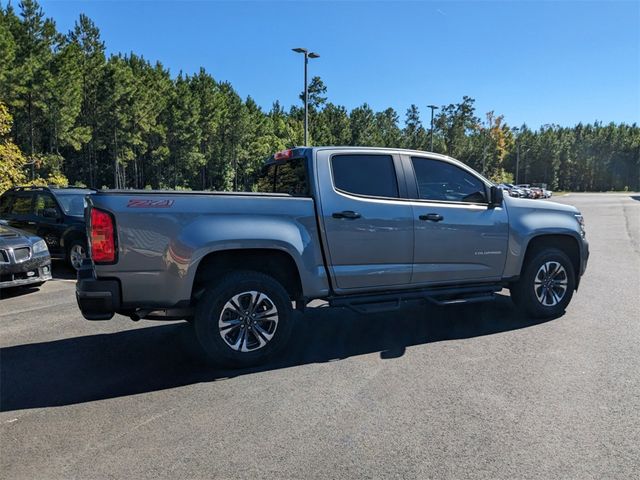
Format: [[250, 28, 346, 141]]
[[404, 155, 509, 284], [315, 149, 414, 291], [33, 192, 65, 255]]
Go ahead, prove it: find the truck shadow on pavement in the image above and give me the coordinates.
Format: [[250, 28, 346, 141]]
[[0, 295, 557, 412]]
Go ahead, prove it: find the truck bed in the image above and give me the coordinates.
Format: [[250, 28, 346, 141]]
[[88, 191, 329, 309]]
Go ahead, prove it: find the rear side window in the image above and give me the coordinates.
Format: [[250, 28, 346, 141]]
[[411, 157, 487, 203], [255, 158, 309, 196], [10, 195, 33, 215], [331, 154, 399, 198], [56, 194, 87, 216], [34, 194, 59, 217]]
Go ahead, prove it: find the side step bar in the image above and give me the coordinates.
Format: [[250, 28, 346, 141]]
[[129, 308, 194, 321], [328, 284, 502, 314]]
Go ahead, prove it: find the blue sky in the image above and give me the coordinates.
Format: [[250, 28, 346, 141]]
[[38, 0, 639, 128]]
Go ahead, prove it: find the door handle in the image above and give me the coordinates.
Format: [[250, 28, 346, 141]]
[[27, 221, 36, 225], [332, 210, 361, 219], [419, 213, 444, 222]]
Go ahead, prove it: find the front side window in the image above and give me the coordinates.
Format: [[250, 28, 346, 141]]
[[10, 195, 33, 215], [254, 158, 309, 197], [411, 157, 487, 203], [331, 154, 399, 198]]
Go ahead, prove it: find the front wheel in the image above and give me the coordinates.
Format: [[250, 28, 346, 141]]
[[193, 271, 293, 367], [510, 248, 575, 318]]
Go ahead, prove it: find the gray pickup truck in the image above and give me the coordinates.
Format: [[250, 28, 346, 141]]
[[76, 147, 589, 366]]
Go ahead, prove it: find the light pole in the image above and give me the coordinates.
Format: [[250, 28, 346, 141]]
[[427, 105, 438, 152], [292, 48, 319, 146]]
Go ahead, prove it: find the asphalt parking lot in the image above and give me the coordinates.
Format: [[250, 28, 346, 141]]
[[1, 193, 639, 479]]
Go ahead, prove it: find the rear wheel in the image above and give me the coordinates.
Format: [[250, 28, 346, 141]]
[[194, 271, 293, 367], [510, 248, 575, 318], [67, 239, 87, 270]]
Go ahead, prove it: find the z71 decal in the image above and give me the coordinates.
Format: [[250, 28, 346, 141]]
[[127, 199, 175, 208]]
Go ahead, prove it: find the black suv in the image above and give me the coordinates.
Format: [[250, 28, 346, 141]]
[[0, 186, 95, 270]]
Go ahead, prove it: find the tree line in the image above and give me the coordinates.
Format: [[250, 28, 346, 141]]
[[1, 0, 638, 193]]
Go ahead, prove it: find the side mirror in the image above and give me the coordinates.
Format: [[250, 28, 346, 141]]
[[489, 186, 503, 208], [43, 208, 60, 219]]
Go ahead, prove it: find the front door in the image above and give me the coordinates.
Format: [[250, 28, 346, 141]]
[[316, 150, 414, 291], [406, 155, 509, 284]]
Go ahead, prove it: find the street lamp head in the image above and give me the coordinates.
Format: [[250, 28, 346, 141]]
[[308, 52, 320, 59], [427, 104, 439, 110], [292, 48, 307, 54]]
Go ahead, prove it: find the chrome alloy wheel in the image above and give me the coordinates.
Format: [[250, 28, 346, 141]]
[[218, 291, 279, 352], [70, 244, 86, 270], [534, 261, 568, 306]]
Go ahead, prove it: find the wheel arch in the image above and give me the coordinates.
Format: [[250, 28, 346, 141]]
[[191, 248, 303, 301], [522, 234, 581, 288], [62, 226, 87, 250]]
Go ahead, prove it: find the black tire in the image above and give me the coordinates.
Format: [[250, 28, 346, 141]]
[[510, 248, 575, 318], [67, 238, 87, 271], [193, 271, 293, 367]]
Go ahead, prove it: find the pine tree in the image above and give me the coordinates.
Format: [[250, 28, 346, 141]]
[[403, 104, 428, 150], [376, 108, 402, 147], [68, 13, 106, 187], [350, 103, 379, 146], [9, 0, 59, 178]]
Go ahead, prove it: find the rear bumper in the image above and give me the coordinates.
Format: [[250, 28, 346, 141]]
[[76, 260, 121, 320]]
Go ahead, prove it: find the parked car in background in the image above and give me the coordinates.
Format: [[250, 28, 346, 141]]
[[543, 189, 553, 198], [497, 183, 512, 195], [530, 187, 544, 199], [0, 224, 52, 289], [506, 185, 525, 197], [498, 183, 526, 198], [515, 184, 533, 198], [0, 186, 95, 270]]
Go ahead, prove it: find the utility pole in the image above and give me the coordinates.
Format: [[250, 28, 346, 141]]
[[482, 144, 488, 177], [516, 139, 530, 185], [292, 48, 320, 146], [516, 141, 520, 185], [427, 105, 438, 152]]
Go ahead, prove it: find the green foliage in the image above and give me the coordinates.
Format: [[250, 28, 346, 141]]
[[0, 1, 638, 193], [404, 104, 428, 150], [0, 101, 27, 194], [350, 103, 379, 146]]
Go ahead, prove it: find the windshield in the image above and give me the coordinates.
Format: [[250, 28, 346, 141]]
[[55, 193, 88, 217]]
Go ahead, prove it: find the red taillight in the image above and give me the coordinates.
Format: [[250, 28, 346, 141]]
[[90, 208, 115, 263], [274, 149, 293, 161]]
